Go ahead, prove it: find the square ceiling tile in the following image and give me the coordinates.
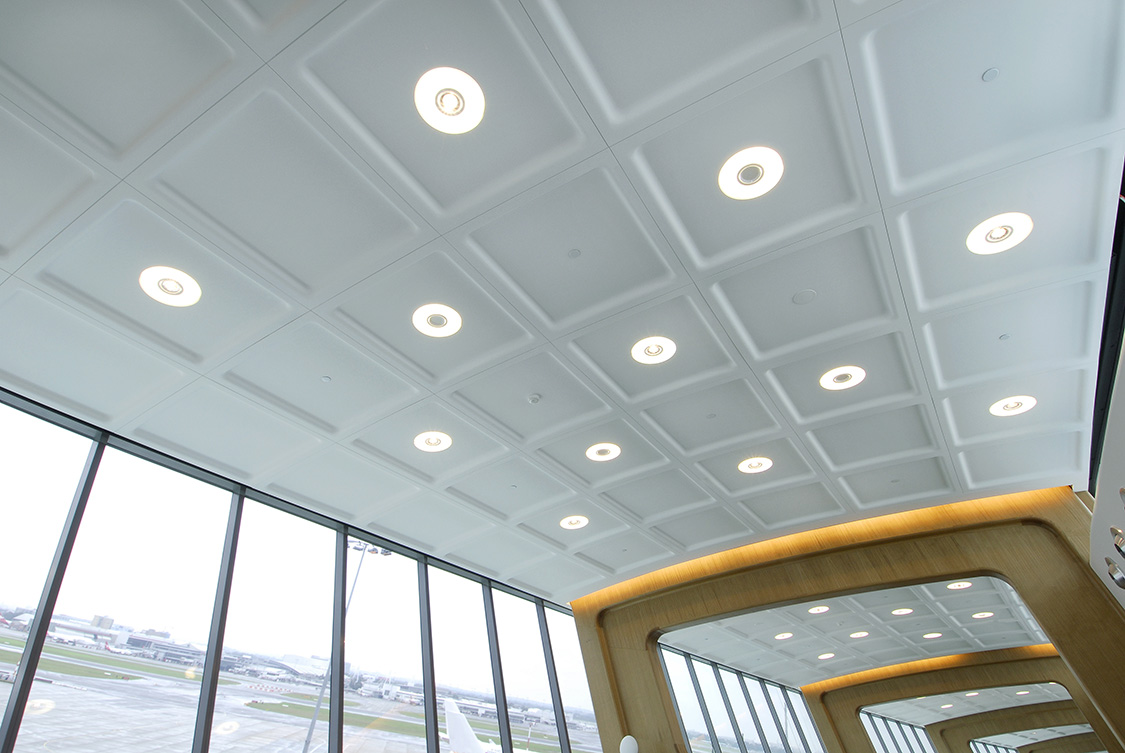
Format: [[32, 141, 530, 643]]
[[366, 491, 494, 554], [461, 161, 679, 332], [696, 437, 815, 497], [536, 418, 670, 488], [618, 37, 876, 271], [959, 432, 1085, 490], [202, 0, 343, 59], [265, 445, 420, 522], [0, 99, 115, 272], [808, 404, 938, 470], [709, 222, 899, 361], [0, 0, 259, 173], [351, 399, 508, 485], [328, 245, 537, 386], [23, 186, 298, 368], [219, 317, 419, 435], [922, 279, 1103, 389], [652, 506, 752, 552], [575, 530, 675, 574], [130, 379, 322, 481], [942, 369, 1090, 445], [642, 379, 780, 457], [0, 281, 192, 428], [444, 526, 554, 580], [739, 482, 845, 529], [135, 68, 432, 305], [517, 497, 628, 550], [447, 456, 575, 521], [509, 555, 606, 603], [891, 139, 1122, 313], [568, 293, 737, 403], [450, 350, 611, 444], [601, 470, 714, 524], [840, 457, 954, 509], [767, 332, 920, 423], [273, 0, 601, 227], [845, 0, 1125, 198]]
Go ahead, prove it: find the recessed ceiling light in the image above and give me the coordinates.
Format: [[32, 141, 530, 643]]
[[412, 303, 462, 337], [774, 632, 793, 641], [807, 606, 829, 614], [923, 632, 943, 639], [414, 67, 484, 134], [940, 704, 954, 709], [966, 212, 1033, 255], [972, 612, 994, 619], [559, 515, 589, 530], [849, 631, 869, 639], [947, 581, 973, 590], [891, 608, 914, 616], [989, 395, 1037, 417], [1016, 690, 1030, 695], [139, 266, 201, 307], [413, 431, 452, 453], [965, 692, 979, 697], [819, 365, 866, 391], [585, 442, 621, 462], [631, 336, 677, 365], [817, 652, 835, 660], [738, 456, 773, 474], [718, 146, 784, 200]]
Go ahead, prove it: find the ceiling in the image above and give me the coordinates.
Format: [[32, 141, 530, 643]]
[[979, 726, 1098, 752], [0, 0, 1122, 607], [867, 682, 1074, 728]]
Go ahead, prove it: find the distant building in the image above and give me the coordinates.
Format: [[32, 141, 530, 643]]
[[91, 615, 114, 629]]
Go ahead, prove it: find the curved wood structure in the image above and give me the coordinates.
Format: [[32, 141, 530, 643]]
[[570, 488, 1125, 753], [802, 647, 1120, 753], [1018, 733, 1106, 753], [925, 700, 1089, 753]]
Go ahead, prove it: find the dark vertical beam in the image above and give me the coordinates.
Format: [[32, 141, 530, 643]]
[[685, 655, 722, 753], [328, 529, 347, 753], [714, 665, 749, 753], [482, 585, 513, 753], [781, 685, 814, 753], [418, 561, 438, 753], [0, 435, 106, 753], [536, 603, 572, 753], [761, 682, 796, 753], [191, 490, 244, 753]]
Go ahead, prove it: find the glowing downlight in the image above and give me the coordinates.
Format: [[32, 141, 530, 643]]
[[413, 431, 452, 453], [738, 456, 773, 474], [718, 146, 784, 200], [139, 266, 201, 307], [819, 365, 866, 391], [631, 336, 676, 365], [412, 303, 462, 337], [415, 67, 485, 134], [560, 515, 589, 530], [989, 395, 1036, 417], [586, 442, 621, 462], [966, 212, 1033, 255]]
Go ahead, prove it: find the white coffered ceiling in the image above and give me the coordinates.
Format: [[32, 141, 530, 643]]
[[0, 0, 1122, 609]]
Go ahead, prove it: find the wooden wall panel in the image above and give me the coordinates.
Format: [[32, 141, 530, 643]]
[[925, 700, 1087, 753], [1018, 733, 1105, 753]]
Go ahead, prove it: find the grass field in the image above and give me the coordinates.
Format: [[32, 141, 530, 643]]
[[0, 637, 234, 684], [0, 647, 135, 681]]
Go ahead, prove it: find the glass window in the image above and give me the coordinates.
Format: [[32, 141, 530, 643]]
[[692, 659, 739, 753], [663, 649, 714, 753], [886, 717, 916, 753], [720, 669, 766, 753], [745, 679, 787, 753], [861, 713, 890, 753], [0, 403, 92, 721], [492, 590, 561, 753], [786, 688, 826, 753], [543, 607, 601, 753], [208, 499, 337, 752], [342, 541, 426, 752], [766, 683, 802, 753], [428, 566, 497, 753], [13, 447, 230, 752]]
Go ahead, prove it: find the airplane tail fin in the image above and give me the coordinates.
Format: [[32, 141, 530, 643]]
[[444, 699, 486, 753]]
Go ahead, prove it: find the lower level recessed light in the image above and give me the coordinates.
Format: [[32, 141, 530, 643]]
[[940, 704, 954, 709], [819, 365, 866, 391], [807, 605, 830, 614], [559, 515, 589, 530], [817, 652, 835, 660], [631, 336, 677, 365], [412, 303, 462, 337], [1016, 690, 1030, 695], [774, 632, 793, 641], [923, 632, 943, 639], [585, 442, 621, 462], [966, 212, 1033, 255], [718, 146, 784, 200], [891, 608, 914, 616], [989, 395, 1036, 417], [972, 612, 994, 619], [849, 631, 869, 639], [413, 431, 452, 453], [738, 456, 773, 474], [965, 692, 980, 697], [947, 581, 973, 590], [139, 266, 201, 307]]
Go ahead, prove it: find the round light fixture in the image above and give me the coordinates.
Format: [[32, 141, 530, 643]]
[[1016, 690, 1030, 695], [631, 336, 677, 365], [139, 266, 201, 307], [414, 67, 484, 134], [946, 581, 973, 590], [972, 612, 994, 619], [941, 704, 954, 709], [966, 212, 1033, 255], [412, 303, 462, 337], [891, 608, 914, 616], [989, 395, 1037, 417], [923, 632, 943, 639], [774, 632, 793, 641], [965, 692, 979, 697], [718, 146, 784, 200], [738, 456, 774, 474], [817, 652, 835, 660], [849, 631, 869, 639], [559, 515, 589, 530], [807, 606, 829, 614], [413, 431, 452, 453], [819, 365, 866, 391], [585, 442, 621, 462]]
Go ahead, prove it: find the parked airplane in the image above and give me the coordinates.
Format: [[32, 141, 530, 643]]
[[444, 699, 531, 753]]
